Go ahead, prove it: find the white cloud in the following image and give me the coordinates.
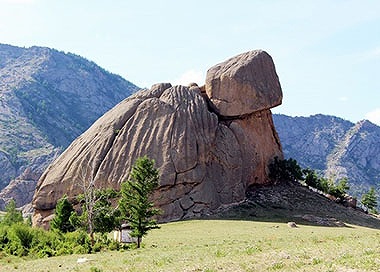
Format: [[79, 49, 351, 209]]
[[172, 70, 205, 86], [365, 108, 380, 126], [338, 96, 349, 102], [369, 47, 380, 58], [358, 47, 380, 61]]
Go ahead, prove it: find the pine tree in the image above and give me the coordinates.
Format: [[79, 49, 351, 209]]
[[361, 187, 378, 213], [119, 156, 161, 248], [1, 199, 23, 226], [303, 168, 319, 188], [93, 188, 121, 234], [50, 195, 76, 232], [269, 157, 303, 183]]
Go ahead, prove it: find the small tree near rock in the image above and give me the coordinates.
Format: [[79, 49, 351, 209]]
[[329, 177, 349, 200], [361, 187, 378, 214], [119, 156, 161, 248], [71, 187, 121, 243], [269, 157, 303, 183], [50, 195, 76, 233], [303, 168, 320, 188], [92, 188, 121, 234], [1, 199, 23, 226]]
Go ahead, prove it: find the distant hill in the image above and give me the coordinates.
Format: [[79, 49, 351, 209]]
[[273, 114, 380, 199], [0, 44, 139, 208]]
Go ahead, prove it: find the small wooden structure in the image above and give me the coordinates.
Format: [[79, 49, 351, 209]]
[[113, 224, 138, 243]]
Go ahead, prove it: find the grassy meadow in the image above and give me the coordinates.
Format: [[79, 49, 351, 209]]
[[1, 219, 380, 271]]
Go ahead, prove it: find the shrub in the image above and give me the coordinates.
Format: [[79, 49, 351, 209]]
[[0, 221, 123, 258], [108, 240, 120, 251], [92, 241, 103, 253], [269, 157, 303, 183], [317, 177, 330, 194], [90, 267, 103, 272], [303, 168, 319, 188], [63, 230, 92, 254], [0, 225, 10, 250], [29, 227, 60, 258], [328, 178, 349, 200], [303, 168, 350, 200], [3, 224, 32, 257], [13, 224, 33, 250]]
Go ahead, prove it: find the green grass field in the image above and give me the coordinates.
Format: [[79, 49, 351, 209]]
[[2, 220, 380, 272]]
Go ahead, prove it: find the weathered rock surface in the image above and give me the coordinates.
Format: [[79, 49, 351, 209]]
[[0, 151, 59, 210], [206, 50, 282, 117], [0, 151, 16, 188], [33, 51, 283, 227]]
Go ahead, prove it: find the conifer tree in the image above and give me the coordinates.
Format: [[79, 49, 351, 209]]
[[92, 188, 121, 234], [51, 195, 76, 233], [1, 199, 23, 226], [362, 187, 378, 213], [119, 156, 161, 248]]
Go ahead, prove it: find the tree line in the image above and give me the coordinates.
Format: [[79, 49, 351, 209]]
[[269, 157, 378, 213], [1, 155, 378, 259], [0, 156, 160, 258]]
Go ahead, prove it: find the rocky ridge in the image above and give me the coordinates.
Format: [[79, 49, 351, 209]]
[[0, 44, 139, 209], [33, 50, 283, 227], [215, 181, 380, 229], [274, 114, 380, 198]]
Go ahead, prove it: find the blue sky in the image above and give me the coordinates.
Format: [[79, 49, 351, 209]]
[[1, 0, 380, 125]]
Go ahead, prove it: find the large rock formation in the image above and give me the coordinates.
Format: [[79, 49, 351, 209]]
[[206, 50, 282, 117], [33, 50, 283, 227]]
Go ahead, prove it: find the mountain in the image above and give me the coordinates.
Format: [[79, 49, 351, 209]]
[[0, 44, 139, 208], [273, 114, 380, 198]]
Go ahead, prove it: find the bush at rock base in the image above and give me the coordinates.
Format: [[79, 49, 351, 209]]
[[269, 157, 351, 202], [0, 221, 121, 258]]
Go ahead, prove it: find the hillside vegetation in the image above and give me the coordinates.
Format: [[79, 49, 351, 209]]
[[2, 220, 380, 271], [274, 114, 380, 203], [2, 181, 380, 271]]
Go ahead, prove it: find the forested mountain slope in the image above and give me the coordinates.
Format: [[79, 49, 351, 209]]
[[274, 114, 380, 198], [0, 44, 139, 208]]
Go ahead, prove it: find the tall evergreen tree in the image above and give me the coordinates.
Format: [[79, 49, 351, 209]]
[[119, 156, 161, 248], [362, 187, 378, 213], [50, 195, 76, 233], [1, 199, 23, 226]]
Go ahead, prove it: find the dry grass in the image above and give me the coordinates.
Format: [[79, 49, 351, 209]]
[[2, 220, 380, 271]]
